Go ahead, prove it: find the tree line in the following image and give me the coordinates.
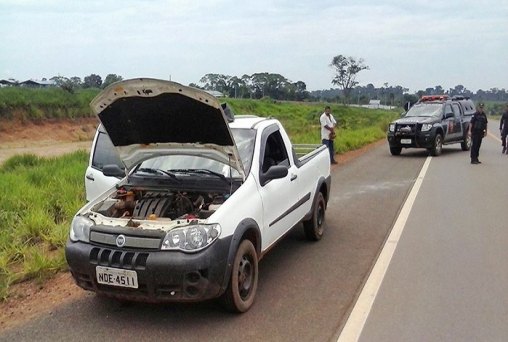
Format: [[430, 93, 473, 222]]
[[48, 74, 123, 92], [16, 53, 507, 105]]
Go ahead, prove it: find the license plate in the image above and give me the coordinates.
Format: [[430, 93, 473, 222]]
[[400, 138, 412, 144], [96, 266, 138, 289]]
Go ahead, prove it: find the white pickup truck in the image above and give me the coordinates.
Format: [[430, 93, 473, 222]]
[[65, 78, 331, 312]]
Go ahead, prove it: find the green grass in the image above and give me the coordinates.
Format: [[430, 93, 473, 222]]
[[226, 98, 399, 145], [0, 151, 88, 299], [0, 87, 97, 120], [0, 96, 398, 300]]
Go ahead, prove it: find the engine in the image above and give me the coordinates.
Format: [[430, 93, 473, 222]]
[[92, 187, 227, 220]]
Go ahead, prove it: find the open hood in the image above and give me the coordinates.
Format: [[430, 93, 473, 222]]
[[90, 78, 245, 179]]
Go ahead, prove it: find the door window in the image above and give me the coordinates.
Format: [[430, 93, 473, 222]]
[[261, 131, 289, 173], [452, 103, 462, 118], [444, 104, 454, 118], [92, 132, 123, 171]]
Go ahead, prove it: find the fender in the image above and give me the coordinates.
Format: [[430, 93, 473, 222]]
[[220, 218, 261, 291], [303, 175, 331, 221]]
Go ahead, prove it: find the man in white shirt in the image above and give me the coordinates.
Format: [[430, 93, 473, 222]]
[[320, 106, 338, 164]]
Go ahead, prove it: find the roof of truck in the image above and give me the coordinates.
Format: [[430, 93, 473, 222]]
[[229, 115, 275, 130]]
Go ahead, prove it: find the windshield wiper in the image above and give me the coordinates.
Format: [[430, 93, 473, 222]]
[[169, 169, 228, 182], [136, 167, 178, 179]]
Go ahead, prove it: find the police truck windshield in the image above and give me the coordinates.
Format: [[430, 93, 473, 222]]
[[405, 103, 442, 118]]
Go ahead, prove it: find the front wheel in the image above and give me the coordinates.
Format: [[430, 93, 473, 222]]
[[461, 134, 471, 151], [220, 239, 258, 313], [429, 133, 443, 156], [390, 146, 402, 156], [303, 192, 326, 241]]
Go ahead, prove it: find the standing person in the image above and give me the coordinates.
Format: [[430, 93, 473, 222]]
[[469, 103, 488, 164], [499, 103, 508, 153], [320, 105, 338, 164]]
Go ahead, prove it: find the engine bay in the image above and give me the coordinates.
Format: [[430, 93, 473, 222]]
[[91, 186, 228, 221]]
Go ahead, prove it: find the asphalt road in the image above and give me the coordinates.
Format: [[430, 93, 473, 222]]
[[0, 141, 426, 342], [345, 123, 508, 341]]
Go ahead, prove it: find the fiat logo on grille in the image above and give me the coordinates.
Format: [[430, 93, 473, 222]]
[[116, 234, 126, 248]]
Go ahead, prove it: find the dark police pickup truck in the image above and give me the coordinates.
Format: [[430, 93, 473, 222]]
[[387, 95, 476, 156]]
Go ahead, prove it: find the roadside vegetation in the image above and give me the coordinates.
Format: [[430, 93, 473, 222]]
[[0, 89, 399, 300], [0, 152, 88, 299], [0, 87, 96, 121], [227, 98, 397, 152]]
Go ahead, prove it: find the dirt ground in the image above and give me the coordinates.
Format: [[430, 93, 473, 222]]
[[0, 117, 382, 333], [0, 117, 98, 164]]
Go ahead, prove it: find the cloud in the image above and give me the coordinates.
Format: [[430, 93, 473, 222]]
[[1, 0, 507, 91]]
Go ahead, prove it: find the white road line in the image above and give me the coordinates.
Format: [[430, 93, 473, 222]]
[[337, 156, 432, 342]]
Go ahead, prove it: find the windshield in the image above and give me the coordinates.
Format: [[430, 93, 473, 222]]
[[405, 103, 443, 118], [134, 127, 256, 178]]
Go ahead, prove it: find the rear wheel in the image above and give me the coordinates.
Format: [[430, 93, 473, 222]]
[[220, 239, 258, 313], [303, 192, 326, 241], [390, 147, 402, 156], [461, 133, 471, 151], [429, 133, 443, 156]]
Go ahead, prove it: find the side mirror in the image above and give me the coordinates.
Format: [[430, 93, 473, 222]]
[[260, 165, 288, 186], [444, 112, 454, 119], [102, 164, 125, 178]]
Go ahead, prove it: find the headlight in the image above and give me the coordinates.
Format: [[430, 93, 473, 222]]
[[161, 223, 221, 252], [421, 123, 433, 132], [70, 216, 94, 242], [389, 123, 395, 132]]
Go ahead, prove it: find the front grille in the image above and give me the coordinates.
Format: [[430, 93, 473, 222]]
[[395, 123, 417, 135], [89, 247, 149, 270], [90, 231, 161, 249]]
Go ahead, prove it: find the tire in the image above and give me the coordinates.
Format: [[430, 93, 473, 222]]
[[390, 147, 402, 156], [429, 133, 443, 156], [461, 134, 471, 151], [220, 239, 258, 313], [303, 192, 326, 241]]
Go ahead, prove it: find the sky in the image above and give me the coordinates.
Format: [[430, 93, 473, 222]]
[[1, 0, 507, 93]]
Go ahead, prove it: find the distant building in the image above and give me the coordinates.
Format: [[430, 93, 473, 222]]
[[368, 100, 381, 108], [19, 79, 56, 88], [0, 79, 18, 87], [205, 90, 224, 98]]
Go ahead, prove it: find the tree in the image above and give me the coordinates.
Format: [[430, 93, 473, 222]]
[[83, 74, 102, 88], [50, 75, 68, 87], [50, 75, 76, 93], [293, 81, 309, 101], [102, 74, 123, 88], [199, 73, 229, 93], [227, 76, 245, 98], [330, 55, 369, 104], [188, 83, 203, 89], [69, 77, 82, 88]]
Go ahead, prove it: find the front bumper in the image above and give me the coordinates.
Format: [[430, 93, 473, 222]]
[[387, 130, 435, 149], [65, 236, 232, 302]]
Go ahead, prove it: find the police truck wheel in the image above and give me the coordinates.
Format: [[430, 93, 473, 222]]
[[303, 192, 326, 241], [220, 239, 258, 313], [461, 134, 471, 151], [429, 134, 443, 156], [390, 147, 402, 156]]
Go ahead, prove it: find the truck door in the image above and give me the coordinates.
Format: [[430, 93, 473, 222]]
[[85, 126, 124, 201], [257, 127, 304, 249], [443, 103, 462, 141], [451, 103, 464, 140]]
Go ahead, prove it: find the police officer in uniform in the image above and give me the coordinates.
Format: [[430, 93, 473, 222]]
[[469, 103, 488, 164], [499, 103, 508, 153]]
